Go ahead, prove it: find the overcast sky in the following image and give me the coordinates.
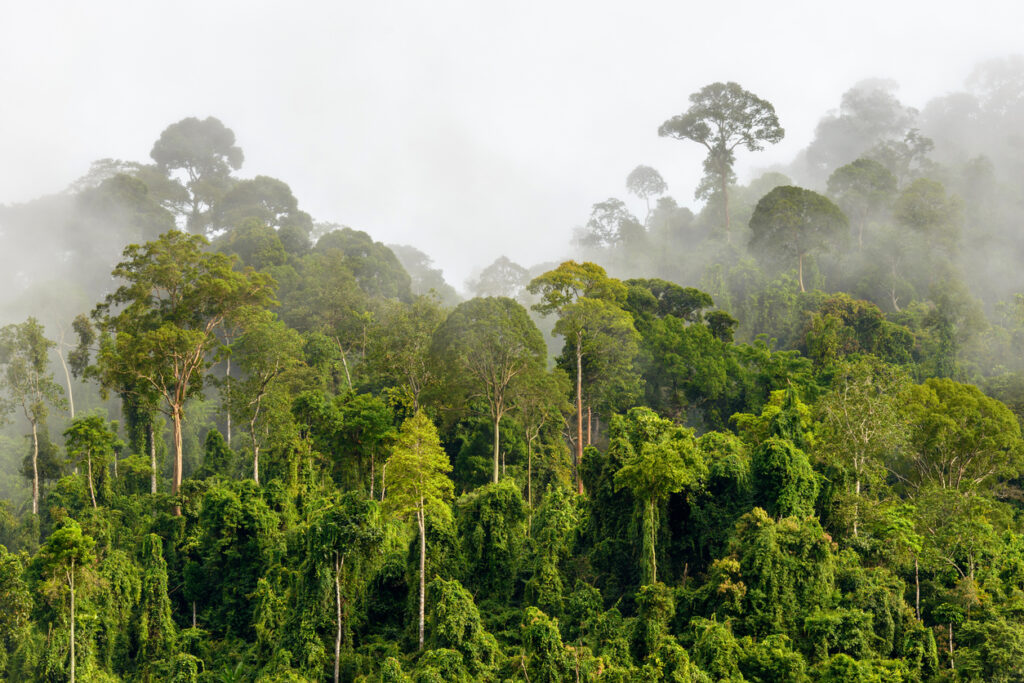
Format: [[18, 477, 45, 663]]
[[1, 1, 1021, 288]]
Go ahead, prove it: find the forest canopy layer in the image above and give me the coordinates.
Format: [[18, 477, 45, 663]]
[[3, 62, 1024, 681]]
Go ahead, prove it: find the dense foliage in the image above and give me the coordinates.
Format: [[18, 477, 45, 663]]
[[4, 65, 1024, 681]]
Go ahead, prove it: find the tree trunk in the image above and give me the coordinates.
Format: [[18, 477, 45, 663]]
[[798, 252, 805, 293], [492, 413, 501, 484], [527, 437, 533, 511], [949, 622, 955, 670], [418, 506, 426, 650], [575, 334, 583, 495], [87, 453, 97, 509], [225, 353, 231, 448], [335, 339, 353, 391], [380, 461, 387, 502], [587, 405, 592, 446], [69, 561, 76, 683], [31, 419, 39, 515], [149, 421, 157, 494], [853, 475, 860, 538], [370, 451, 375, 498], [334, 552, 343, 683], [57, 347, 75, 420], [721, 166, 731, 243], [251, 414, 260, 485], [649, 498, 657, 584], [890, 259, 901, 312], [172, 405, 183, 516]]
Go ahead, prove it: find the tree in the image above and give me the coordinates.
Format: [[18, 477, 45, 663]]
[[432, 297, 545, 483], [658, 82, 784, 239], [802, 79, 918, 177], [388, 244, 460, 305], [150, 116, 244, 234], [135, 534, 177, 665], [362, 296, 445, 411], [0, 318, 66, 515], [337, 393, 395, 498], [826, 158, 898, 250], [31, 520, 97, 683], [576, 198, 643, 250], [529, 262, 639, 493], [211, 175, 313, 236], [815, 358, 909, 536], [90, 231, 275, 513], [63, 415, 122, 509], [466, 256, 530, 301], [625, 166, 668, 223], [228, 310, 305, 484], [749, 186, 849, 292], [310, 492, 382, 683], [899, 378, 1024, 492], [611, 408, 705, 584], [893, 178, 962, 253], [511, 367, 571, 511], [385, 412, 454, 650]]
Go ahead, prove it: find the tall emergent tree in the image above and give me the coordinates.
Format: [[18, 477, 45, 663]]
[[432, 297, 546, 484], [658, 82, 784, 240], [385, 412, 453, 650], [0, 318, 66, 515], [748, 186, 849, 292], [529, 262, 639, 493], [90, 231, 275, 513], [150, 116, 244, 235], [626, 165, 668, 223]]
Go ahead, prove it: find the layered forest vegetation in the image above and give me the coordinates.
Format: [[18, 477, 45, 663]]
[[4, 59, 1024, 681]]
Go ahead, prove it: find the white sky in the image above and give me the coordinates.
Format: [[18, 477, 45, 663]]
[[1, 1, 1021, 287]]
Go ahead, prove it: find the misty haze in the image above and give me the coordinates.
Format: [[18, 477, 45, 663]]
[[2, 3, 1024, 681]]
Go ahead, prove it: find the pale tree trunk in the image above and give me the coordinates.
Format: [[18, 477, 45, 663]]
[[334, 552, 344, 683], [250, 414, 260, 485], [418, 505, 426, 650], [527, 437, 533, 511], [149, 422, 157, 495], [370, 453, 375, 499], [334, 337, 353, 391], [798, 252, 805, 293], [853, 474, 860, 538], [31, 420, 39, 515], [57, 347, 75, 420], [575, 334, 583, 495], [587, 405, 592, 446], [380, 461, 387, 502], [492, 413, 501, 483], [949, 622, 955, 670], [172, 406, 183, 516], [225, 353, 232, 448], [649, 499, 657, 584], [69, 561, 76, 683], [87, 453, 96, 509]]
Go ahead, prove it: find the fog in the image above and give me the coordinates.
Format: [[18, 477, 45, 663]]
[[2, 1, 1023, 292]]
